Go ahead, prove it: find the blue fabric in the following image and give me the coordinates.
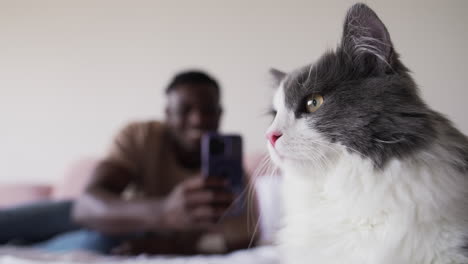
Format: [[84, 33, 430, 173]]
[[34, 229, 122, 254], [0, 200, 79, 244], [0, 200, 139, 254]]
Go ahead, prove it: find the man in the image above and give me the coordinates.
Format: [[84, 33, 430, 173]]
[[71, 70, 257, 254]]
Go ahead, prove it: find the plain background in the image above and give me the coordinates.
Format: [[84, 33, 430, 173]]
[[0, 0, 467, 183]]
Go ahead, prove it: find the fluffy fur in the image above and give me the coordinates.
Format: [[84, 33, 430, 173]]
[[267, 3, 468, 264]]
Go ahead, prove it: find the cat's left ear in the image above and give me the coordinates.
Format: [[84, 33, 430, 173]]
[[269, 68, 287, 87], [341, 3, 394, 70]]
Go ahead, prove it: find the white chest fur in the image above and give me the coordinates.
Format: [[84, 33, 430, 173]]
[[278, 150, 468, 264]]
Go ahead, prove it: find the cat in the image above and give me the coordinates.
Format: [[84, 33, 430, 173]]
[[266, 3, 468, 264]]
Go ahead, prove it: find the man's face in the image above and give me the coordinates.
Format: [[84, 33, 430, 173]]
[[166, 83, 222, 154]]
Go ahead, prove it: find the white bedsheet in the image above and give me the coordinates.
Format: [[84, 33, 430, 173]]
[[0, 246, 279, 264]]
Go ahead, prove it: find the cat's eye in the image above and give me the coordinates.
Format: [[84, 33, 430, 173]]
[[305, 94, 324, 113]]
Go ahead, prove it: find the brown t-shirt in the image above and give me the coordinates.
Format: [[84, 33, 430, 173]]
[[105, 120, 199, 198], [103, 121, 254, 251]]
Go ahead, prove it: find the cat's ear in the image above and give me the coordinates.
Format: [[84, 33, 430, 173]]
[[341, 3, 394, 69], [269, 68, 287, 87]]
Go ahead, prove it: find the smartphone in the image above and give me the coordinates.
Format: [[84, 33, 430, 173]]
[[201, 133, 244, 214]]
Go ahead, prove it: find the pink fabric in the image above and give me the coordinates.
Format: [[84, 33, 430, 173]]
[[51, 157, 99, 200], [0, 157, 99, 208], [0, 184, 52, 208]]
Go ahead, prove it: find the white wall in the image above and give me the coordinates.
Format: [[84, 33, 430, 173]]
[[0, 0, 467, 183]]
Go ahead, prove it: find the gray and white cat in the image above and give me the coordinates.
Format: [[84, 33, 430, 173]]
[[267, 3, 468, 264]]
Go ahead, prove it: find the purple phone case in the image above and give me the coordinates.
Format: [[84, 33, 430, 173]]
[[201, 133, 243, 194]]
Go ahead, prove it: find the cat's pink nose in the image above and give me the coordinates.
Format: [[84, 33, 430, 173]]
[[267, 131, 282, 147]]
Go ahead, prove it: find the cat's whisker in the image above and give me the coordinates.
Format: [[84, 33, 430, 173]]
[[373, 137, 405, 144], [218, 154, 273, 239], [247, 154, 280, 246]]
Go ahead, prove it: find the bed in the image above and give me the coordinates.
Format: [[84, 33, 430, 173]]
[[0, 245, 279, 264]]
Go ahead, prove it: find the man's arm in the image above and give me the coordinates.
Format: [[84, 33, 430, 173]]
[[72, 122, 169, 234], [72, 160, 166, 234], [110, 183, 260, 255], [73, 161, 232, 235]]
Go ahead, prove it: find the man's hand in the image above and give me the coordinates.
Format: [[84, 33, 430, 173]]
[[149, 176, 234, 232]]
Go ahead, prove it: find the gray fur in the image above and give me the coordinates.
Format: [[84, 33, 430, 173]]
[[272, 3, 468, 257], [270, 68, 287, 86], [280, 3, 468, 174]]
